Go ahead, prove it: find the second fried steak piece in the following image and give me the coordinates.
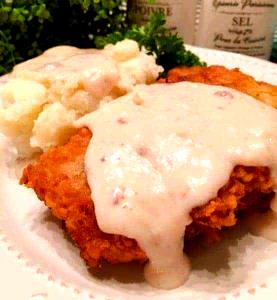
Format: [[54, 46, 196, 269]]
[[21, 127, 274, 267], [159, 65, 277, 108]]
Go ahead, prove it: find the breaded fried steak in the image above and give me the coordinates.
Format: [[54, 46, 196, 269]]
[[21, 128, 274, 266], [159, 65, 277, 108], [20, 66, 276, 273]]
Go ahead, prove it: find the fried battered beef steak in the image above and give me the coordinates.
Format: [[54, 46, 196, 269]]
[[21, 127, 274, 267]]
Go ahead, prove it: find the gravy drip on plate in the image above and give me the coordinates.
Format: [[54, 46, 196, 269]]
[[77, 82, 277, 289]]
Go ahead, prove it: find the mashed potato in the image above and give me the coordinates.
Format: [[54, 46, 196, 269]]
[[0, 78, 47, 156], [31, 103, 77, 150], [0, 40, 163, 157]]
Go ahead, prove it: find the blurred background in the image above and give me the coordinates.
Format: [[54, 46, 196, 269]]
[[0, 0, 276, 75]]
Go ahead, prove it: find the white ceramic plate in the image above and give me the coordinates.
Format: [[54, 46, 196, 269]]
[[0, 47, 276, 300]]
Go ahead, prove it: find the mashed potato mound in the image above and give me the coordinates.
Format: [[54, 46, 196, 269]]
[[31, 103, 77, 150], [0, 40, 163, 157], [0, 78, 47, 156]]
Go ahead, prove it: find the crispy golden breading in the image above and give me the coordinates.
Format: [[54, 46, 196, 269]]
[[159, 65, 277, 108], [21, 127, 274, 266]]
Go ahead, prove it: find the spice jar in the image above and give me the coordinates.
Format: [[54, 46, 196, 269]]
[[128, 0, 198, 44], [195, 0, 276, 59]]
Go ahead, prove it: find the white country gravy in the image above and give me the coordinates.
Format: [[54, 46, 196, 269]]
[[76, 82, 277, 289]]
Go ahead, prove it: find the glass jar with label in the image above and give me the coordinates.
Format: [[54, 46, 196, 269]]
[[195, 0, 276, 59], [128, 0, 198, 44]]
